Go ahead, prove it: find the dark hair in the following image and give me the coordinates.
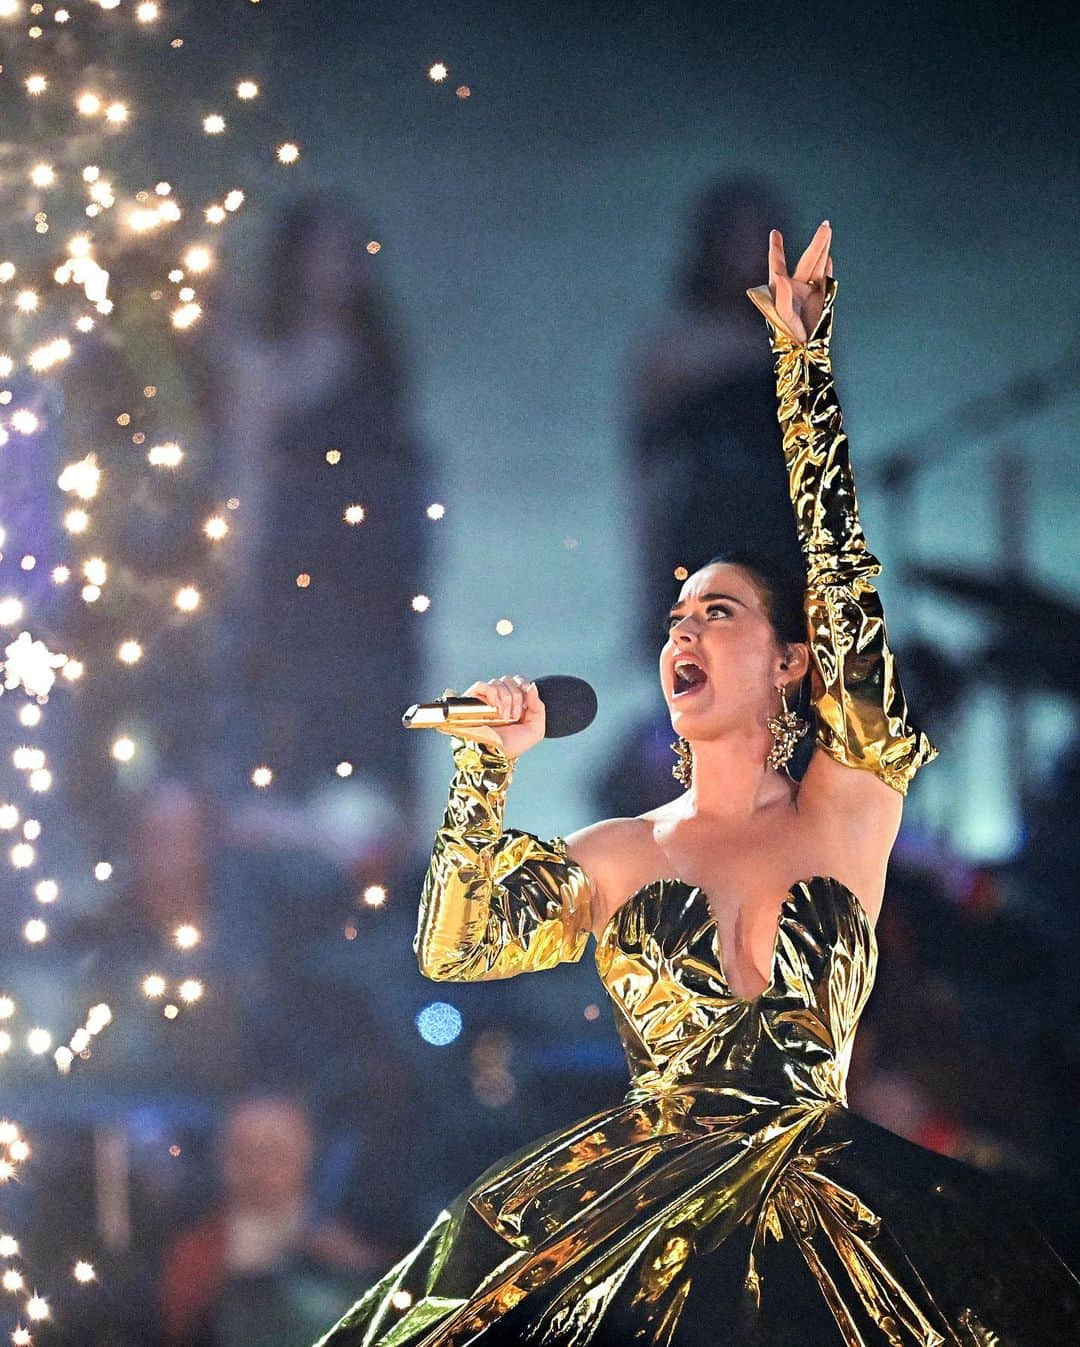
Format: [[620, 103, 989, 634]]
[[704, 548, 817, 780]]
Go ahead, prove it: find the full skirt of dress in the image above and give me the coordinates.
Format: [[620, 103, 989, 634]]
[[314, 1093, 1079, 1347]]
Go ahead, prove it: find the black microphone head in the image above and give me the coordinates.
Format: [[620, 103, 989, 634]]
[[534, 675, 597, 739]]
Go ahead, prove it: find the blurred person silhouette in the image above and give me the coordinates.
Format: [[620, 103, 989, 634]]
[[206, 191, 433, 870], [602, 177, 811, 817], [626, 174, 805, 652], [156, 1095, 384, 1347], [138, 193, 438, 1040]]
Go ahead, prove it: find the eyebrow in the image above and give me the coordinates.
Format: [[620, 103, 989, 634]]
[[667, 591, 748, 618]]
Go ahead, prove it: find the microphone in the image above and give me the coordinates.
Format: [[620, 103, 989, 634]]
[[402, 674, 597, 739]]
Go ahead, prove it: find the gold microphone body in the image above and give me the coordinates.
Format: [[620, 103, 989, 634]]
[[401, 696, 509, 731]]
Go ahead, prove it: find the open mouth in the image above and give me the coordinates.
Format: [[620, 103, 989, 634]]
[[672, 660, 708, 698]]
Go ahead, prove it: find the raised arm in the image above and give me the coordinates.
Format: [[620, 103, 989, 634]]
[[415, 736, 594, 981], [746, 230, 938, 797]]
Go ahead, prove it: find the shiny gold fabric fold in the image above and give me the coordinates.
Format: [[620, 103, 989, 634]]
[[746, 276, 938, 796], [413, 737, 593, 981], [317, 873, 1080, 1346]]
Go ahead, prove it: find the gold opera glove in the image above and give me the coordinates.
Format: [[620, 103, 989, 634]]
[[414, 736, 594, 981], [746, 274, 939, 795]]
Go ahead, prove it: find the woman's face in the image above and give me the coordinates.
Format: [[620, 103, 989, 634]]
[[659, 562, 791, 742]]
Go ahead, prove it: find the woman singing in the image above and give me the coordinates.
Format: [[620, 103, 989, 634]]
[[316, 223, 1080, 1346]]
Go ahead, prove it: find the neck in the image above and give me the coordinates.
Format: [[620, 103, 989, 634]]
[[684, 721, 794, 819]]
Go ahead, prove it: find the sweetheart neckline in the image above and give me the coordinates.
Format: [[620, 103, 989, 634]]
[[595, 874, 876, 1006]]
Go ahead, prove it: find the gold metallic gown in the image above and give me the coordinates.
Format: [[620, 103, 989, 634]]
[[316, 279, 1080, 1346]]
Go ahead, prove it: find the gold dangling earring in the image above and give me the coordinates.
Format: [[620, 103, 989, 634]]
[[670, 736, 693, 788], [767, 684, 809, 774]]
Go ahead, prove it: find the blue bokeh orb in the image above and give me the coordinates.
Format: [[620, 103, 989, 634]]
[[415, 1000, 463, 1046]]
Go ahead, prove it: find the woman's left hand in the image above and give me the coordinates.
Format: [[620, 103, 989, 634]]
[[749, 219, 834, 344]]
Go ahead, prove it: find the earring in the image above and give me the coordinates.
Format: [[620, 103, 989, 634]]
[[670, 737, 693, 788], [767, 684, 810, 774]]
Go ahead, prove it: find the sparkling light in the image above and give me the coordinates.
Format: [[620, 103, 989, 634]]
[[0, 0, 303, 1285], [362, 884, 387, 908], [83, 557, 107, 586], [171, 301, 202, 328], [10, 844, 35, 869], [174, 924, 200, 950], [57, 454, 101, 500], [251, 765, 273, 789], [4, 634, 68, 697], [27, 1027, 51, 1053], [111, 736, 136, 763], [147, 441, 183, 467], [25, 1295, 49, 1322]]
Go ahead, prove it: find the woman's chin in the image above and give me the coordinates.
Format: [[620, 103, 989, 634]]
[[668, 684, 712, 722]]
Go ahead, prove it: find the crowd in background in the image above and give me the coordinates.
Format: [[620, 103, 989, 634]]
[[5, 176, 1078, 1346]]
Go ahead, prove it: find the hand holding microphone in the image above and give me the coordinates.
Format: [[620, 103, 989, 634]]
[[437, 675, 546, 759], [402, 674, 597, 760]]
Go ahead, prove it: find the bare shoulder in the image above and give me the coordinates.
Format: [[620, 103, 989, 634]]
[[563, 815, 659, 934]]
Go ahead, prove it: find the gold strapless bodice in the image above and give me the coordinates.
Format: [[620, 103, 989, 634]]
[[597, 876, 877, 1109]]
